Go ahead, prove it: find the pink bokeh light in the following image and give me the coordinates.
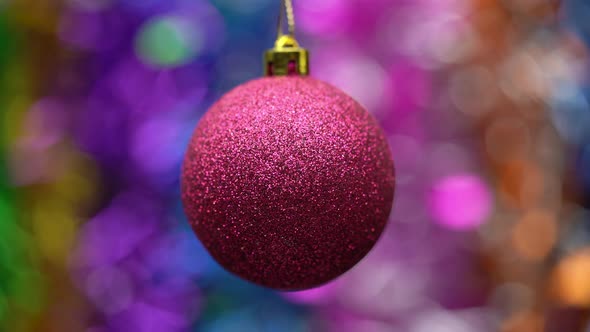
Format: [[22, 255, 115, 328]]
[[428, 174, 493, 230]]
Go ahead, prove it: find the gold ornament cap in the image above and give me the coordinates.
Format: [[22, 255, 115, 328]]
[[264, 35, 309, 76], [264, 0, 308, 76]]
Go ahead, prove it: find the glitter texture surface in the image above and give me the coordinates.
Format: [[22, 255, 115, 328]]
[[181, 76, 395, 290]]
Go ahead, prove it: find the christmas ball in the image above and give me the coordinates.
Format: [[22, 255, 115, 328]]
[[181, 76, 395, 290]]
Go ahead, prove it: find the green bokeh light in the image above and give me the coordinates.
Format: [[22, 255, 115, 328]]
[[135, 16, 202, 68]]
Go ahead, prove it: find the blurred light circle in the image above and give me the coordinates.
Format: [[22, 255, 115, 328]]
[[485, 117, 531, 163], [75, 193, 158, 268], [426, 143, 474, 179], [131, 116, 186, 178], [499, 50, 548, 102], [449, 66, 497, 117], [511, 209, 557, 261], [393, 9, 471, 69], [106, 57, 208, 116], [518, 166, 549, 208], [135, 15, 203, 68], [9, 144, 49, 186], [552, 248, 590, 307], [430, 23, 479, 64], [388, 61, 432, 112], [422, 15, 474, 66], [338, 260, 429, 316], [315, 54, 388, 115], [535, 125, 564, 172], [515, 162, 562, 211], [489, 282, 534, 316], [107, 57, 161, 111], [549, 82, 590, 145], [32, 200, 77, 265], [295, 0, 349, 34], [410, 309, 477, 332], [85, 266, 134, 314], [501, 310, 544, 332], [22, 98, 66, 149], [383, 7, 421, 56], [428, 174, 493, 230]]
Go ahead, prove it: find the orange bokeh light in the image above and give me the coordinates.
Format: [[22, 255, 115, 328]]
[[552, 248, 590, 307], [511, 209, 557, 262]]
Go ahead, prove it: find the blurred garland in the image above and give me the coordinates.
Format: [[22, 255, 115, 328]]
[[0, 10, 43, 330], [0, 3, 98, 330]]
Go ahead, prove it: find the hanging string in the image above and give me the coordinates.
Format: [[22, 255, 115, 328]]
[[266, 0, 308, 76], [277, 0, 296, 38]]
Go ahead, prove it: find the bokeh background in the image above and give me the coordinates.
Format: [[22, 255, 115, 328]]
[[1, 0, 590, 331]]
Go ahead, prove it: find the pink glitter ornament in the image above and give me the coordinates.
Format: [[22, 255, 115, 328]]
[[181, 76, 395, 290], [182, 2, 394, 289]]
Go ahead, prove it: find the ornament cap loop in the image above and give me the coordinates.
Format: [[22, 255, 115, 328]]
[[274, 34, 299, 48]]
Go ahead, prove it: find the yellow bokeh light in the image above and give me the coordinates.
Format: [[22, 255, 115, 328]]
[[53, 150, 99, 206], [31, 199, 77, 266]]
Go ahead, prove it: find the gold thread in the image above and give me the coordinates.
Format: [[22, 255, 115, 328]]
[[277, 0, 295, 38]]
